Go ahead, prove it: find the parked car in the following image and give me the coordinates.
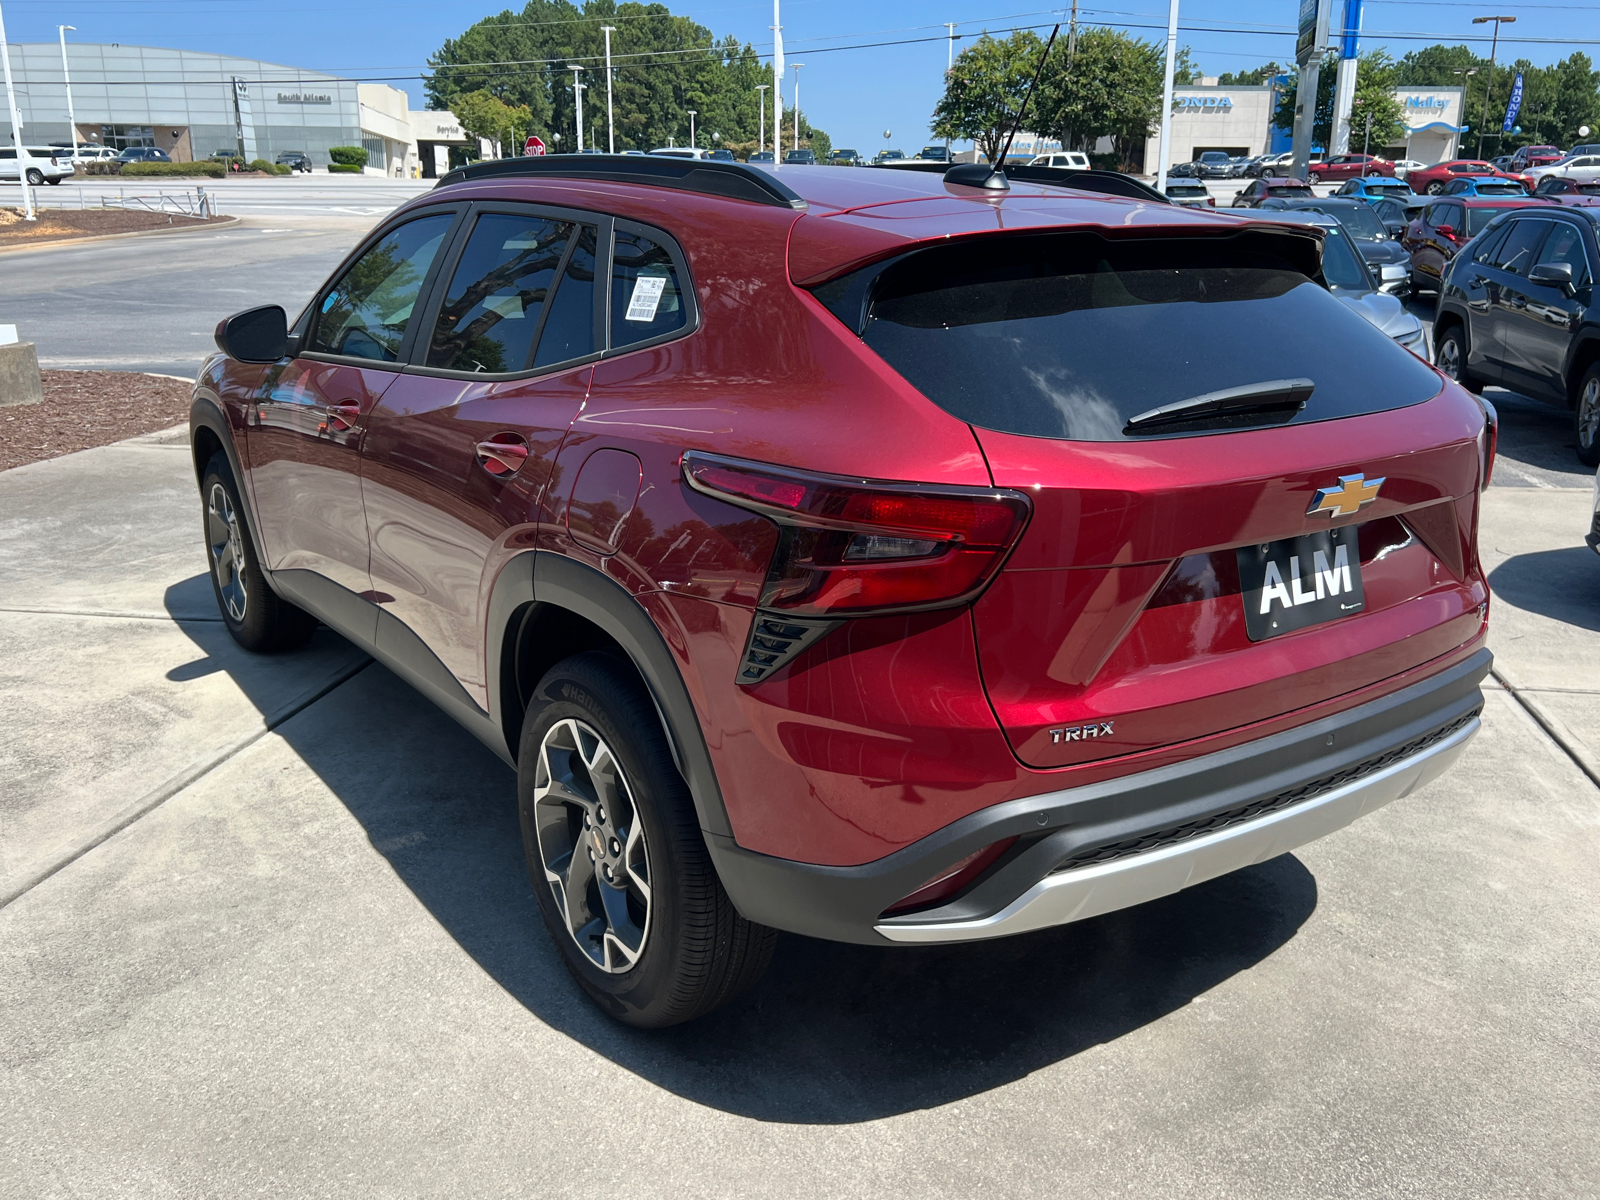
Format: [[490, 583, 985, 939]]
[[275, 151, 313, 173], [1405, 160, 1520, 195], [748, 151, 775, 164], [1510, 145, 1563, 171], [827, 149, 862, 166], [1533, 176, 1600, 202], [1588, 466, 1600, 556], [1439, 177, 1536, 197], [1402, 196, 1545, 293], [649, 147, 711, 160], [707, 149, 736, 162], [0, 146, 73, 185], [873, 149, 905, 165], [1216, 207, 1427, 351], [1029, 151, 1091, 170], [117, 146, 172, 163], [1195, 150, 1233, 178], [1163, 181, 1213, 208], [1335, 177, 1418, 203], [1529, 153, 1600, 188], [1307, 154, 1395, 184], [1167, 160, 1201, 178], [1232, 176, 1315, 207], [1256, 196, 1413, 293], [1391, 159, 1426, 179], [1253, 151, 1297, 177], [1434, 206, 1600, 463], [916, 145, 951, 162], [193, 154, 1492, 1027], [1491, 156, 1517, 173], [1369, 195, 1424, 239], [783, 148, 816, 165]]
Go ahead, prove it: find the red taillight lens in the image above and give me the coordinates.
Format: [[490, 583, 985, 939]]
[[1479, 397, 1498, 491], [882, 837, 1018, 916], [683, 451, 1031, 616]]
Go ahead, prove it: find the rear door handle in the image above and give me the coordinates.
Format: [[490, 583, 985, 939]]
[[476, 434, 530, 477], [323, 402, 362, 432]]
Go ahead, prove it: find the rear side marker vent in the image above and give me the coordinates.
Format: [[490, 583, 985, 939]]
[[738, 614, 839, 685]]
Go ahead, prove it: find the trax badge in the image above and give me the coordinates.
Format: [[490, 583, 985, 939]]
[[1049, 721, 1114, 744], [1308, 473, 1385, 518]]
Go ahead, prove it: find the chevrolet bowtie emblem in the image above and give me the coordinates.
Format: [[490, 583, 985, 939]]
[[1308, 473, 1385, 518]]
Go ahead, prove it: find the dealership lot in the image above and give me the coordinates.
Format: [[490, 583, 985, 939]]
[[2, 182, 1599, 1195]]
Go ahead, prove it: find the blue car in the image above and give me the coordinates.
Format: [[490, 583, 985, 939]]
[[1438, 177, 1530, 198], [1334, 177, 1418, 203]]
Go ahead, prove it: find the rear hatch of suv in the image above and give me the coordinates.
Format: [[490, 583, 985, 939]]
[[822, 223, 1488, 769]]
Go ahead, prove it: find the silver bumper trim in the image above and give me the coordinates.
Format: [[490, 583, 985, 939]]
[[875, 716, 1479, 944]]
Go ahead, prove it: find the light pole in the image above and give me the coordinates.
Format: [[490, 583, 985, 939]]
[[59, 24, 77, 159], [1471, 15, 1515, 159], [567, 64, 585, 153], [687, 108, 697, 149], [945, 23, 957, 156], [756, 84, 769, 154], [1155, 0, 1180, 192], [0, 0, 32, 219], [791, 62, 803, 152], [771, 0, 784, 163], [600, 25, 616, 153], [1452, 67, 1477, 160]]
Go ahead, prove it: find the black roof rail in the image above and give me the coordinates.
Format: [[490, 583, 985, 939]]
[[433, 154, 808, 210], [872, 160, 1171, 204]]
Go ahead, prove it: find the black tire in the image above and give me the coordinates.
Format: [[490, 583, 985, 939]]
[[1427, 181, 1445, 195], [45, 176, 62, 185], [199, 452, 317, 652], [518, 651, 775, 1028], [1308, 171, 1321, 185], [24, 169, 43, 186], [1575, 363, 1600, 468], [1434, 324, 1483, 395]]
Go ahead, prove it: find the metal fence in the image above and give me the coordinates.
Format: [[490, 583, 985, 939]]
[[101, 187, 219, 218]]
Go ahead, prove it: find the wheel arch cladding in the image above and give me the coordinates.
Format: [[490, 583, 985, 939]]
[[1568, 334, 1600, 405]]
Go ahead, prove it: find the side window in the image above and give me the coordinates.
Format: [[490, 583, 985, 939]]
[[1434, 203, 1463, 231], [307, 214, 454, 362], [1491, 221, 1549, 275], [426, 214, 576, 373], [533, 224, 598, 368], [1533, 222, 1591, 286], [611, 229, 688, 351], [1471, 223, 1511, 264]]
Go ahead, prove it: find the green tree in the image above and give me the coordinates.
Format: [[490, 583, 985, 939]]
[[1393, 44, 1600, 155], [1035, 27, 1165, 167], [454, 89, 534, 157], [1217, 62, 1284, 87], [931, 30, 1047, 165], [1273, 51, 1398, 151]]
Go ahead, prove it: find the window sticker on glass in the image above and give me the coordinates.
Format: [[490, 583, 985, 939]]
[[625, 275, 668, 323]]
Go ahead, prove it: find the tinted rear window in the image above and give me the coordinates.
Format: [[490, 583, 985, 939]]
[[834, 232, 1441, 442]]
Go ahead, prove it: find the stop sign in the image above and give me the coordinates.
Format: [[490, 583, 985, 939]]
[[524, 135, 546, 157]]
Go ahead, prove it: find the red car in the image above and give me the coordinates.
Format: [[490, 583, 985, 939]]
[[193, 157, 1492, 1026], [1307, 153, 1395, 184], [1232, 176, 1316, 206], [1407, 159, 1529, 196], [1402, 195, 1548, 291], [1510, 145, 1563, 171]]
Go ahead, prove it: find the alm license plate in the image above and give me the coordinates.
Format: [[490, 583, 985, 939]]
[[1237, 525, 1364, 641]]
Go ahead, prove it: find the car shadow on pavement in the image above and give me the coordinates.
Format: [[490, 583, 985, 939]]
[[1488, 548, 1600, 631], [166, 574, 1318, 1124]]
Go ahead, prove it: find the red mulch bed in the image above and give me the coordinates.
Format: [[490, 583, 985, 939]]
[[0, 207, 230, 248], [1, 371, 193, 471]]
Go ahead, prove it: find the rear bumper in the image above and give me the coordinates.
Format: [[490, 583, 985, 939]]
[[707, 647, 1490, 945]]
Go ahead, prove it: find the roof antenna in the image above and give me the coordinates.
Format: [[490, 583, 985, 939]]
[[945, 23, 1060, 191]]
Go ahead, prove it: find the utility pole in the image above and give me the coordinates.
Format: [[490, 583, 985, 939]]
[[1471, 15, 1515, 159], [687, 108, 697, 150], [756, 84, 769, 154], [600, 26, 615, 154], [792, 63, 803, 151], [567, 64, 585, 153], [771, 0, 784, 164], [1155, 0, 1180, 192], [0, 0, 32, 219], [59, 24, 77, 158], [945, 22, 957, 156]]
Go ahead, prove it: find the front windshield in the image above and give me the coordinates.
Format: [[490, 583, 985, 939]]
[[1318, 204, 1387, 241], [1321, 227, 1372, 292]]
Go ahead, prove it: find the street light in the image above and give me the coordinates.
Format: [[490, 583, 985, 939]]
[[791, 62, 804, 152], [756, 84, 769, 154], [687, 108, 697, 149], [1471, 15, 1516, 159], [567, 64, 585, 153], [600, 26, 615, 154], [59, 24, 77, 161]]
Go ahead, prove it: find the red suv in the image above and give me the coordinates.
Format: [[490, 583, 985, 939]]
[[192, 158, 1493, 1026], [1402, 196, 1547, 291], [1307, 154, 1395, 184]]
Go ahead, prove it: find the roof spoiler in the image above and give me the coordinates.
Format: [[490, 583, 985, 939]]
[[877, 160, 1170, 204]]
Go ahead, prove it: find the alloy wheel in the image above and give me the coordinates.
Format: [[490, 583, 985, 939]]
[[1580, 378, 1600, 452], [533, 717, 651, 973], [207, 482, 248, 622], [1436, 335, 1462, 381]]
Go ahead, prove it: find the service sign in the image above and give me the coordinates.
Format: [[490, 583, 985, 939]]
[[1296, 0, 1331, 65]]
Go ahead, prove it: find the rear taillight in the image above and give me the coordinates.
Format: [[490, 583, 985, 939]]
[[1478, 396, 1498, 491], [682, 451, 1031, 616]]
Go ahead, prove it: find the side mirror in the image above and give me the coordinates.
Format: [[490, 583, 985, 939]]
[[1528, 261, 1575, 292], [214, 305, 289, 363]]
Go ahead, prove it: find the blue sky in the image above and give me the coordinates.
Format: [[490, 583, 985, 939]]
[[5, 0, 1596, 151]]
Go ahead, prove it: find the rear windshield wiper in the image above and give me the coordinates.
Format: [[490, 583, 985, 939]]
[[1124, 378, 1315, 435]]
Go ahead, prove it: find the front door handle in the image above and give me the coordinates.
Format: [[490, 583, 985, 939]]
[[476, 434, 530, 477], [323, 402, 362, 432]]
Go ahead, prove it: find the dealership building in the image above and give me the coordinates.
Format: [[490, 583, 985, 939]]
[[1, 43, 471, 174], [1144, 83, 1466, 169]]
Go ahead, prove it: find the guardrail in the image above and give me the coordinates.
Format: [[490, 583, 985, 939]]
[[101, 187, 218, 218]]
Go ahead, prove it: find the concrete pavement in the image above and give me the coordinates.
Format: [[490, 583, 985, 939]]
[[1, 419, 1597, 1197]]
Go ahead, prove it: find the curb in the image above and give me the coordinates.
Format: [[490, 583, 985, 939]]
[[0, 213, 242, 255]]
